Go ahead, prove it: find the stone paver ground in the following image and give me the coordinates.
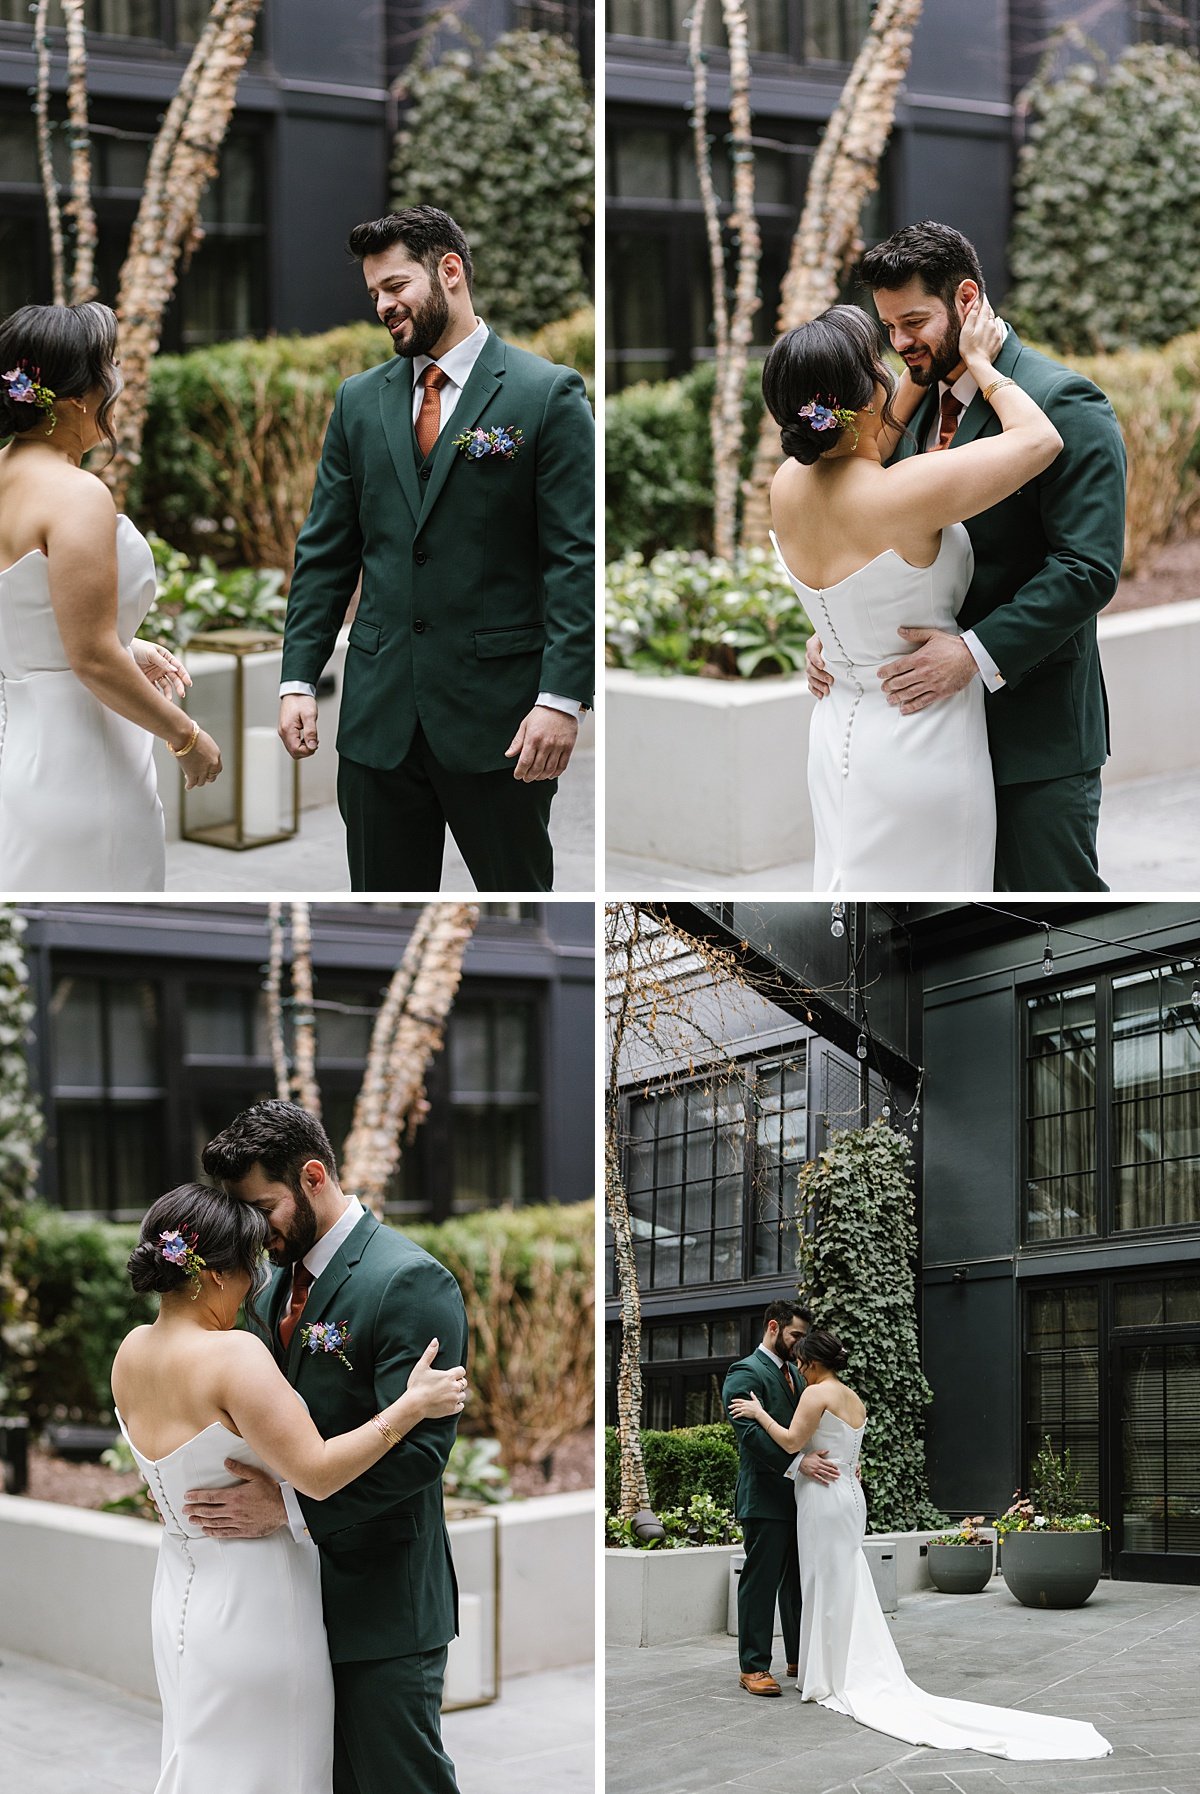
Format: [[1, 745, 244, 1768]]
[[606, 1579, 1200, 1794], [0, 1651, 593, 1794]]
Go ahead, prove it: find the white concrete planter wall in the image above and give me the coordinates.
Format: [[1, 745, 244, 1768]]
[[606, 601, 1200, 876], [605, 669, 814, 875], [606, 1529, 944, 1648], [0, 1487, 592, 1700], [152, 632, 349, 842]]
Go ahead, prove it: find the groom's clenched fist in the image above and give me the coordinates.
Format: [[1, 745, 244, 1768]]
[[279, 694, 320, 759], [505, 704, 578, 782]]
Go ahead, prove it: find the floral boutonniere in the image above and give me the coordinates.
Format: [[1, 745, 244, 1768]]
[[453, 424, 524, 461], [299, 1319, 354, 1370]]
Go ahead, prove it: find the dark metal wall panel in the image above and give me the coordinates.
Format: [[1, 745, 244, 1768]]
[[270, 112, 390, 334], [922, 983, 1018, 1266], [924, 1270, 1016, 1516]]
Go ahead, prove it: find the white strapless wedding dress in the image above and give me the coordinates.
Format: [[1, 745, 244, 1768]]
[[116, 1409, 335, 1794], [0, 515, 166, 890], [771, 524, 996, 891], [788, 1410, 1111, 1760]]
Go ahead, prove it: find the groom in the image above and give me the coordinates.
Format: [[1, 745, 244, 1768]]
[[722, 1301, 831, 1696], [185, 1100, 469, 1794], [807, 219, 1126, 892], [278, 205, 595, 892]]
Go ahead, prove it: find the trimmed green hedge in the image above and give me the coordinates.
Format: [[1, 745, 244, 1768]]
[[604, 1422, 739, 1514], [11, 1200, 592, 1429]]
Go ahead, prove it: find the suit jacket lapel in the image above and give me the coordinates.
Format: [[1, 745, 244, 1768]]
[[380, 360, 423, 525], [284, 1209, 379, 1379], [418, 330, 505, 526], [949, 326, 1023, 453], [908, 384, 940, 456]]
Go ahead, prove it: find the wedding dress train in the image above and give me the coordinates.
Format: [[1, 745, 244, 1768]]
[[770, 523, 996, 892], [116, 1410, 335, 1794], [788, 1410, 1111, 1760], [0, 514, 166, 889]]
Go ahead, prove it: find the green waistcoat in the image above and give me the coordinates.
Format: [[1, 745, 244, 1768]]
[[281, 328, 595, 774], [263, 1211, 469, 1664], [722, 1350, 801, 1523], [889, 327, 1126, 786]]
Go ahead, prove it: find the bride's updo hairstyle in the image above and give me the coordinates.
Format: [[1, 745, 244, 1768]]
[[0, 301, 122, 458], [797, 1328, 850, 1373], [762, 304, 901, 465], [128, 1182, 269, 1317]]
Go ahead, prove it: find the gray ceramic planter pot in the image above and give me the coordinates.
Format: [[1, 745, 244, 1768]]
[[999, 1528, 1103, 1609], [927, 1540, 994, 1593]]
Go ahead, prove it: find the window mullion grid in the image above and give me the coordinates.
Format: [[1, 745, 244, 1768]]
[[743, 1067, 757, 1280], [1096, 974, 1114, 1239]]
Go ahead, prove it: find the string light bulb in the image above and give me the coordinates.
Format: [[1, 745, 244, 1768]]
[[856, 1028, 868, 1061], [1192, 973, 1200, 1019], [1042, 926, 1054, 978], [830, 903, 846, 939]]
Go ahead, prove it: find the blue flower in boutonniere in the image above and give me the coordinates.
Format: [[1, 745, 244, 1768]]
[[299, 1319, 354, 1369], [452, 424, 524, 461]]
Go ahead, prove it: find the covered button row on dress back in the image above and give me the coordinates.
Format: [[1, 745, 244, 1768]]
[[148, 1462, 197, 1655], [813, 590, 864, 779]]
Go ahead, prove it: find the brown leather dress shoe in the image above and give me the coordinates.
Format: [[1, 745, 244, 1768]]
[[738, 1671, 782, 1696], [786, 1664, 798, 1680]]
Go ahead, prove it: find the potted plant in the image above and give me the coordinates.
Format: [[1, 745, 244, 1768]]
[[927, 1515, 995, 1593], [994, 1438, 1106, 1609]]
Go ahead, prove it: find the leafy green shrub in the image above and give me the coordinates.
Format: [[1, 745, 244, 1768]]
[[605, 1492, 742, 1549], [131, 310, 594, 571], [798, 1123, 946, 1533], [605, 360, 764, 561], [1008, 44, 1200, 353], [606, 546, 809, 678], [604, 1422, 739, 1513], [391, 30, 593, 338], [138, 534, 287, 650]]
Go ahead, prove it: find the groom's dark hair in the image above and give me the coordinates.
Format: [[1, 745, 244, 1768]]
[[202, 1100, 337, 1199], [858, 220, 985, 312], [762, 1300, 812, 1337], [347, 206, 475, 293]]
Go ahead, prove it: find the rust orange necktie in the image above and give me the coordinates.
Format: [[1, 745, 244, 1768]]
[[932, 388, 963, 451], [279, 1263, 313, 1351], [415, 365, 449, 460]]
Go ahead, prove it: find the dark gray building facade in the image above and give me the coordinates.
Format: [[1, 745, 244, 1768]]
[[22, 900, 594, 1226], [606, 901, 1200, 1586], [606, 0, 1198, 385]]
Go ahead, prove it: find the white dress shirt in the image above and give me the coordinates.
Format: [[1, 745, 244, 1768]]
[[922, 329, 1009, 693], [279, 1193, 365, 1541], [280, 315, 581, 720]]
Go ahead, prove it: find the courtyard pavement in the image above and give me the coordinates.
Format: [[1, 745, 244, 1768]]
[[165, 740, 595, 894], [0, 1650, 594, 1794], [607, 1578, 1200, 1794], [605, 766, 1200, 893]]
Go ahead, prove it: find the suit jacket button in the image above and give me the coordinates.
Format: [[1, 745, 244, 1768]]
[[415, 548, 428, 565], [420, 468, 431, 481], [413, 619, 426, 633]]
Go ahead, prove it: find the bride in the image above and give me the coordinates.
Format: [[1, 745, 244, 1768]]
[[0, 301, 222, 891], [763, 296, 1061, 892], [730, 1327, 1111, 1761], [111, 1182, 468, 1794]]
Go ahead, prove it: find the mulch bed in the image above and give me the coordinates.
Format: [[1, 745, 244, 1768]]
[[1107, 531, 1200, 613], [22, 1426, 595, 1512]]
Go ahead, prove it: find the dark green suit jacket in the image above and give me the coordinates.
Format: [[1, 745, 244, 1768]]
[[722, 1349, 801, 1523], [282, 328, 595, 774], [890, 328, 1126, 786], [264, 1210, 469, 1664]]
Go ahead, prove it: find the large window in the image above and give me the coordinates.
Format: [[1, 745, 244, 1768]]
[[0, 0, 263, 51], [607, 0, 871, 61], [49, 973, 165, 1223], [620, 1047, 807, 1293], [1024, 1285, 1101, 1508], [1133, 0, 1198, 47], [1024, 961, 1200, 1244]]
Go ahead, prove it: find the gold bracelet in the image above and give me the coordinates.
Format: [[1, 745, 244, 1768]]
[[981, 376, 1016, 404], [372, 1412, 402, 1448], [169, 719, 201, 759]]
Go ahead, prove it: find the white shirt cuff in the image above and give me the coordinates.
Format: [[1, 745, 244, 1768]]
[[961, 629, 1005, 691], [279, 681, 317, 699], [535, 691, 583, 719], [281, 1482, 309, 1542]]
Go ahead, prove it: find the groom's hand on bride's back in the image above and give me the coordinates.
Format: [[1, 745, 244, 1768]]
[[279, 694, 320, 760], [184, 1460, 287, 1538], [806, 635, 833, 700], [799, 1449, 840, 1485]]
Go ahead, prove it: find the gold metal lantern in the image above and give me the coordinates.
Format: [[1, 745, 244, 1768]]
[[178, 629, 300, 850]]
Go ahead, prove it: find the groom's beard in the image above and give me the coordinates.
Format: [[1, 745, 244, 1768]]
[[268, 1186, 320, 1267], [386, 284, 451, 360], [904, 316, 963, 389]]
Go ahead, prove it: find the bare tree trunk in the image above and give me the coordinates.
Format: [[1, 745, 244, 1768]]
[[606, 905, 654, 1519], [109, 0, 263, 500], [289, 901, 321, 1118], [715, 0, 760, 561], [689, 0, 730, 390], [33, 0, 66, 308], [61, 0, 97, 305], [341, 905, 478, 1216], [265, 902, 290, 1102], [740, 0, 925, 548]]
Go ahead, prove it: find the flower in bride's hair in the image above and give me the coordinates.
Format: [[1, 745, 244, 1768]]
[[158, 1227, 206, 1295]]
